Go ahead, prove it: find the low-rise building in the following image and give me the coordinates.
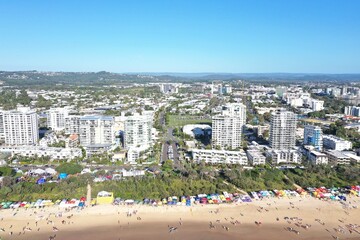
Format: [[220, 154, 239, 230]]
[[326, 150, 351, 165], [308, 151, 328, 165], [84, 144, 112, 157], [191, 149, 248, 165], [182, 124, 211, 138], [323, 135, 352, 151], [121, 169, 145, 177], [65, 134, 79, 148], [342, 151, 360, 163], [127, 148, 141, 164], [112, 151, 126, 162], [266, 149, 301, 165], [246, 149, 266, 165], [0, 146, 82, 160]]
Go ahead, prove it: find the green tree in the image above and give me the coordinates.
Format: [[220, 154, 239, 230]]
[[56, 163, 83, 175], [0, 167, 16, 177]]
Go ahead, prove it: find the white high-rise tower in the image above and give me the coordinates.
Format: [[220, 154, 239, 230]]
[[124, 112, 153, 149], [2, 107, 39, 145], [47, 107, 70, 132], [269, 109, 297, 150], [212, 103, 246, 150]]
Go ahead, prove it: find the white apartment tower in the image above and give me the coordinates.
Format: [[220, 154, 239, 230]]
[[79, 116, 114, 146], [47, 107, 69, 132], [212, 103, 246, 150], [269, 109, 297, 150], [124, 112, 153, 149], [2, 107, 39, 145], [0, 111, 4, 141], [65, 115, 80, 134]]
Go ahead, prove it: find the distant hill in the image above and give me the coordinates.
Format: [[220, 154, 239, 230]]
[[0, 70, 359, 87]]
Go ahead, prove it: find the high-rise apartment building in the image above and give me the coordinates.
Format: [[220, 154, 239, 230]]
[[0, 111, 4, 141], [212, 103, 246, 150], [344, 106, 360, 117], [2, 107, 39, 145], [303, 125, 323, 151], [47, 107, 69, 132], [269, 109, 297, 150], [79, 116, 114, 146], [65, 115, 81, 134], [310, 99, 324, 112], [124, 112, 153, 149]]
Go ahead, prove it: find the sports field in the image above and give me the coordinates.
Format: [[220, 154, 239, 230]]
[[168, 114, 211, 127]]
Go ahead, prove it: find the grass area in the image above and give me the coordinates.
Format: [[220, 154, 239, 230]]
[[168, 114, 212, 127]]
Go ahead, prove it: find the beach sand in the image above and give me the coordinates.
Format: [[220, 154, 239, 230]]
[[1, 196, 359, 240]]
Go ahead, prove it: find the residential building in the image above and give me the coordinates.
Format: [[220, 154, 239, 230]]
[[266, 149, 301, 165], [303, 125, 323, 151], [191, 149, 248, 165], [124, 112, 153, 149], [310, 99, 324, 111], [84, 144, 112, 157], [160, 83, 178, 94], [269, 109, 297, 150], [323, 135, 352, 151], [212, 103, 246, 150], [224, 85, 232, 94], [47, 107, 69, 132], [342, 151, 360, 163], [308, 151, 328, 165], [2, 107, 39, 145], [65, 115, 81, 134], [39, 132, 58, 147], [121, 169, 145, 177], [344, 106, 360, 117], [0, 146, 82, 160], [253, 125, 270, 138], [65, 134, 79, 148], [326, 150, 351, 165], [0, 111, 4, 141], [331, 88, 341, 97], [246, 149, 266, 165], [79, 115, 115, 146], [127, 148, 141, 164]]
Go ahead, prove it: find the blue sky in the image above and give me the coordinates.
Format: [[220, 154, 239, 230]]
[[0, 0, 359, 73]]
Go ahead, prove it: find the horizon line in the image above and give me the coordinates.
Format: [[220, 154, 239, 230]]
[[1, 70, 360, 75]]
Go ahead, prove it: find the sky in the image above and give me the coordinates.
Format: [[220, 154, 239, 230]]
[[0, 0, 359, 73]]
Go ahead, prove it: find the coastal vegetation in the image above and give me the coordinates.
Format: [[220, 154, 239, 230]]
[[1, 163, 359, 202]]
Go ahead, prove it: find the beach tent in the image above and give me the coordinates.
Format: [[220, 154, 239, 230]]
[[36, 178, 46, 184], [81, 168, 92, 174], [33, 168, 46, 175], [42, 200, 54, 207], [34, 199, 44, 207], [58, 173, 68, 179], [96, 191, 114, 205], [124, 199, 135, 205], [45, 168, 57, 175]]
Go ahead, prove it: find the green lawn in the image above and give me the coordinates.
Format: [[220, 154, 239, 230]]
[[168, 114, 212, 127]]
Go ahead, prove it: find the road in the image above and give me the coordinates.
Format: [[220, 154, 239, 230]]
[[161, 127, 180, 164]]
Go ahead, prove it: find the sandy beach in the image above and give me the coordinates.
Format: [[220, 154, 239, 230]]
[[1, 196, 359, 240]]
